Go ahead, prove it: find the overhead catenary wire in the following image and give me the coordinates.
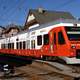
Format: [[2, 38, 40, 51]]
[[55, 0, 75, 9], [0, 0, 18, 20], [0, 0, 78, 26], [0, 0, 25, 21], [7, 0, 26, 19]]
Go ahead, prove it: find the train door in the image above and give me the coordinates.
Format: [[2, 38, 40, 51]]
[[31, 40, 35, 49], [50, 29, 57, 54], [26, 40, 30, 49], [56, 29, 67, 56], [53, 32, 57, 53], [31, 39, 35, 57]]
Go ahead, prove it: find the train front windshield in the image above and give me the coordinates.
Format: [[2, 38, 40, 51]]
[[65, 27, 80, 41]]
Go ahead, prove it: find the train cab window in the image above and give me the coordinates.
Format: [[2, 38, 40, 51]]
[[37, 35, 42, 45], [43, 34, 49, 45], [58, 31, 65, 44], [23, 41, 26, 49]]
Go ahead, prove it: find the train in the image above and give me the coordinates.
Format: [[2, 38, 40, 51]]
[[0, 19, 80, 68]]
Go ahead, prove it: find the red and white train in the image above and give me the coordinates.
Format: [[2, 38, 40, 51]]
[[0, 19, 80, 67]]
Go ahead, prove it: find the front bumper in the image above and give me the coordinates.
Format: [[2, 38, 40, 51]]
[[65, 57, 80, 64]]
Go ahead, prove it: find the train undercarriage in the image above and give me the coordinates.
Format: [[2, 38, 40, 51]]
[[39, 55, 80, 64], [0, 53, 33, 76]]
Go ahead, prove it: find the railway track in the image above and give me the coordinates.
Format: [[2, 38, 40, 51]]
[[35, 60, 80, 80], [0, 60, 80, 80]]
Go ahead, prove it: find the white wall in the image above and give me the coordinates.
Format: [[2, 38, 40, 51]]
[[27, 14, 35, 22]]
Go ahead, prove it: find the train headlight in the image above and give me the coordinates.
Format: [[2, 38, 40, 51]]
[[71, 45, 76, 49]]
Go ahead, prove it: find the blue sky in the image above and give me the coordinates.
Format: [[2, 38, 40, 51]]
[[0, 0, 80, 27]]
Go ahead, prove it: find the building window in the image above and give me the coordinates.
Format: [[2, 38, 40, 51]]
[[43, 34, 49, 45], [37, 35, 42, 45], [58, 31, 65, 44]]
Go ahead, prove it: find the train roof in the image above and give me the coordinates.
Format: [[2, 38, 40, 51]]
[[1, 19, 80, 39], [20, 19, 80, 33]]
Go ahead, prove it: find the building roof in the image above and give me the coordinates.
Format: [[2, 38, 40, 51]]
[[26, 9, 75, 25], [0, 26, 5, 30], [3, 24, 22, 34]]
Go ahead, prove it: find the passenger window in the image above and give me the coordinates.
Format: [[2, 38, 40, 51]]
[[4, 44, 5, 48], [43, 34, 49, 45], [16, 42, 18, 49], [8, 43, 11, 49], [2, 44, 5, 49], [9, 43, 11, 49], [37, 35, 42, 45], [8, 43, 9, 49], [18, 42, 20, 49], [1, 44, 3, 49], [20, 42, 22, 49], [12, 43, 14, 49], [6, 44, 8, 49], [4, 44, 6, 49], [3, 44, 5, 48], [58, 32, 65, 44], [23, 41, 26, 49]]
